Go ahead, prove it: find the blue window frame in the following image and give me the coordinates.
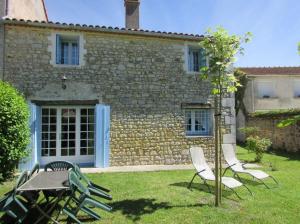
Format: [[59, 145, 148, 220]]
[[188, 47, 207, 72], [185, 109, 213, 136], [56, 34, 79, 65]]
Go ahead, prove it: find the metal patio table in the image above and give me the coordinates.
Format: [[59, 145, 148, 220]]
[[17, 170, 69, 224]]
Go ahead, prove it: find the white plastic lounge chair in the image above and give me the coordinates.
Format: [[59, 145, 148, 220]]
[[222, 144, 278, 188], [188, 146, 252, 199]]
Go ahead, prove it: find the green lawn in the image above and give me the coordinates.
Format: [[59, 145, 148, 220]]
[[1, 146, 300, 224]]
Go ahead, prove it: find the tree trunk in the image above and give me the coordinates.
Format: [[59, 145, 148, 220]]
[[214, 95, 221, 206]]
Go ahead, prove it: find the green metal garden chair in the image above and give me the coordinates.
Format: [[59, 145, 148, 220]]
[[43, 161, 75, 202], [44, 161, 75, 172], [74, 164, 112, 200], [29, 162, 40, 178], [0, 171, 30, 223], [62, 170, 112, 224]]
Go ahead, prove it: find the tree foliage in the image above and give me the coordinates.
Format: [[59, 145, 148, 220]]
[[0, 81, 30, 180], [200, 27, 252, 95]]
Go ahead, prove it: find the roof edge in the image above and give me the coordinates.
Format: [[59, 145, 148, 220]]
[[41, 0, 48, 22], [1, 18, 205, 41]]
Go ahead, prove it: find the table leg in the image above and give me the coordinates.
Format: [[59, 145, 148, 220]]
[[33, 191, 66, 224]]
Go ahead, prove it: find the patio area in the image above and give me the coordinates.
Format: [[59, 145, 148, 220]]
[[1, 146, 300, 224]]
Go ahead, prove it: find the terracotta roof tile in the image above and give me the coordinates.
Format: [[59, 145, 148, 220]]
[[239, 67, 300, 75], [1, 18, 204, 41]]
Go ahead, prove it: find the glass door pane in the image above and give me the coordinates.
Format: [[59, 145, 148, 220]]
[[80, 108, 95, 155], [61, 108, 76, 156], [41, 108, 57, 157]]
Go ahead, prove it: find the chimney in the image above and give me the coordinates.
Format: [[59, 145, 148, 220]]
[[124, 0, 140, 29]]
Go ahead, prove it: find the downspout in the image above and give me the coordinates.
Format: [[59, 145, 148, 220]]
[[1, 22, 6, 81], [251, 78, 255, 112]]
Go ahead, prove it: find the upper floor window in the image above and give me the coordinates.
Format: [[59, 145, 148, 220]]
[[188, 47, 207, 72], [56, 34, 79, 65], [257, 81, 274, 98], [185, 109, 213, 136], [293, 80, 300, 97]]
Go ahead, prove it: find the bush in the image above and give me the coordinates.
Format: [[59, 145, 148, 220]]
[[245, 136, 272, 162], [0, 81, 30, 180]]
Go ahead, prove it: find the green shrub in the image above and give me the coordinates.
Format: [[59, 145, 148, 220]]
[[0, 81, 30, 180], [245, 136, 272, 162], [239, 127, 260, 137]]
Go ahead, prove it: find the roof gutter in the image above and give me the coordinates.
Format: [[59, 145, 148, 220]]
[[0, 18, 204, 42]]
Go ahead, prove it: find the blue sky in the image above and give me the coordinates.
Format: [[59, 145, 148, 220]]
[[44, 0, 300, 67]]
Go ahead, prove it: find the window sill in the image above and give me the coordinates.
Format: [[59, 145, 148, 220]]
[[185, 135, 213, 138], [186, 71, 200, 75], [257, 97, 278, 100], [52, 64, 83, 68]]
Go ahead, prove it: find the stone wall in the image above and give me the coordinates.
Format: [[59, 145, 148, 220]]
[[247, 116, 300, 152], [3, 24, 235, 166]]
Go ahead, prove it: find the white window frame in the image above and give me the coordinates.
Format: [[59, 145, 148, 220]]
[[40, 105, 94, 165], [48, 32, 86, 67], [185, 109, 213, 137], [256, 80, 275, 98], [293, 79, 300, 98], [184, 43, 209, 74]]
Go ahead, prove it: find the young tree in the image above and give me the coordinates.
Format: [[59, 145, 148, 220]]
[[200, 27, 251, 206]]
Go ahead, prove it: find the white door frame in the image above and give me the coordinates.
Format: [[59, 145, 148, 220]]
[[40, 105, 95, 166]]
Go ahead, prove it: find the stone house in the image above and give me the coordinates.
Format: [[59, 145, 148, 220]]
[[237, 67, 300, 152], [0, 0, 236, 169]]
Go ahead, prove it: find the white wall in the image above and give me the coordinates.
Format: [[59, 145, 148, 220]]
[[6, 0, 47, 21], [244, 75, 300, 112]]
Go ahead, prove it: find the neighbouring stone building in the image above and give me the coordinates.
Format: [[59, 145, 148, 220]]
[[0, 0, 236, 169], [238, 67, 300, 152]]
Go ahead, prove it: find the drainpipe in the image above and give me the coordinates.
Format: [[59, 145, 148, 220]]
[[251, 78, 255, 112]]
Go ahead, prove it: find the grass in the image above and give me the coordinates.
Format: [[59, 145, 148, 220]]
[[1, 146, 300, 223]]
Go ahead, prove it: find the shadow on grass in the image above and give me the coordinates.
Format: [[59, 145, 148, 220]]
[[170, 181, 254, 201], [108, 198, 205, 222], [267, 149, 300, 161]]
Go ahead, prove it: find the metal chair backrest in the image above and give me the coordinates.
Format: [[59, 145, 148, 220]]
[[13, 171, 28, 196], [222, 144, 241, 165], [29, 163, 40, 179], [44, 161, 74, 171], [68, 170, 90, 196], [189, 146, 215, 179]]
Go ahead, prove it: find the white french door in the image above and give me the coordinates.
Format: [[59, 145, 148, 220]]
[[40, 106, 95, 166]]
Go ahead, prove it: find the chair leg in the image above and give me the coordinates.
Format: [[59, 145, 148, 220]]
[[243, 184, 253, 196], [269, 175, 279, 185], [228, 187, 242, 200], [188, 173, 198, 190], [258, 178, 270, 189], [203, 180, 211, 193]]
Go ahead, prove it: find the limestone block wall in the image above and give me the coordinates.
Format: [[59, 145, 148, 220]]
[[247, 116, 300, 152], [3, 24, 235, 165]]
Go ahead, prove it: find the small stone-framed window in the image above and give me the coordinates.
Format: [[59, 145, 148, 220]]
[[48, 32, 86, 67], [186, 46, 207, 73], [185, 108, 213, 136], [56, 34, 79, 65]]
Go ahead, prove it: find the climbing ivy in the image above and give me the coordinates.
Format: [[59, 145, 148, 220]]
[[234, 69, 248, 116]]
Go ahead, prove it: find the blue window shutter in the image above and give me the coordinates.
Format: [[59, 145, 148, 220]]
[[95, 104, 111, 168], [56, 34, 61, 64], [199, 48, 207, 68], [19, 103, 41, 171]]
